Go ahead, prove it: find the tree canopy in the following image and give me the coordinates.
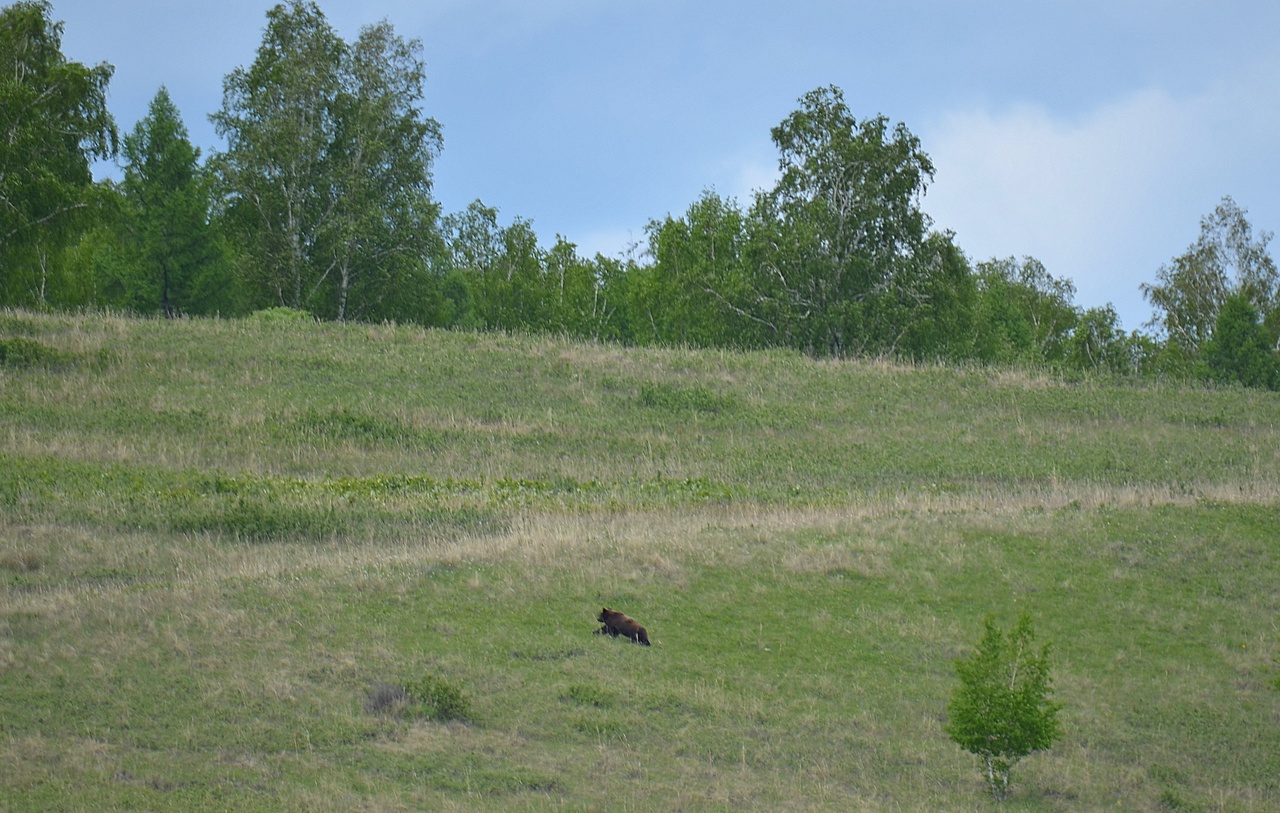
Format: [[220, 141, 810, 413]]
[[1199, 292, 1279, 390], [0, 0, 116, 305], [752, 85, 936, 356], [1142, 196, 1279, 369], [211, 0, 442, 321], [115, 87, 228, 316], [2, 0, 1276, 387]]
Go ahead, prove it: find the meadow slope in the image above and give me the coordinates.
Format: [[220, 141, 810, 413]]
[[1, 309, 1278, 811]]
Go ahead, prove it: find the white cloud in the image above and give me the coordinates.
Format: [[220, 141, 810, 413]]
[[921, 58, 1280, 330], [923, 91, 1201, 326]]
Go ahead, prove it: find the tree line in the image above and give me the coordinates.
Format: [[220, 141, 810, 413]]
[[3, 0, 1278, 387]]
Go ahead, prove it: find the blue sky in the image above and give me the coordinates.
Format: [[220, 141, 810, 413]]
[[51, 0, 1280, 331]]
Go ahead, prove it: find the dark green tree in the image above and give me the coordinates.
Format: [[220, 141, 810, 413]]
[[498, 217, 549, 331], [586, 251, 636, 344], [118, 87, 230, 316], [1198, 292, 1278, 389], [439, 200, 544, 332], [946, 613, 1063, 801], [889, 230, 977, 361], [973, 256, 1078, 365], [971, 266, 1036, 364], [437, 201, 502, 329], [543, 237, 618, 341], [0, 0, 116, 306], [210, 0, 342, 311], [319, 19, 442, 322]]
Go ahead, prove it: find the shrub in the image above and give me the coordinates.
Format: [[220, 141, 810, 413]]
[[945, 613, 1063, 801], [405, 675, 472, 723], [0, 337, 74, 369]]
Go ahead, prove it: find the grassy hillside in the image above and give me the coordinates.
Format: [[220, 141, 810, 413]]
[[2, 309, 1277, 811]]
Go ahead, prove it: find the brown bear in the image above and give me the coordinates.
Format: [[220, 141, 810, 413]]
[[594, 607, 651, 646]]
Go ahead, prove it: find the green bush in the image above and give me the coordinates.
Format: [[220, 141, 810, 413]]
[[1198, 294, 1279, 390], [405, 675, 472, 723], [945, 613, 1062, 801], [0, 337, 74, 369]]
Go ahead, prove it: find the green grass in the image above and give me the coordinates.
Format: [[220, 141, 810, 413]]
[[1, 309, 1278, 811]]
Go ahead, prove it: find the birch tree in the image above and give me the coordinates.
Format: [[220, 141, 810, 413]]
[[211, 1, 441, 319], [320, 19, 441, 321], [751, 86, 934, 356], [1142, 196, 1279, 363], [946, 614, 1063, 801], [0, 0, 116, 305]]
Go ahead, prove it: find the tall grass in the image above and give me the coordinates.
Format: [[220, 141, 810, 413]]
[[1, 309, 1277, 811]]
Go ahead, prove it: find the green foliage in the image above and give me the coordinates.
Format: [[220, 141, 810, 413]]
[[249, 306, 314, 322], [437, 201, 630, 340], [0, 334, 112, 371], [946, 613, 1062, 801], [0, 336, 73, 369], [1142, 196, 1279, 364], [894, 231, 979, 362], [405, 675, 472, 723], [0, 0, 117, 307], [10, 9, 1272, 385], [751, 85, 936, 357], [637, 190, 761, 348], [1064, 304, 1142, 375], [4, 1, 1276, 384], [364, 677, 472, 724], [440, 202, 545, 331], [1198, 293, 1279, 390], [118, 87, 232, 317], [973, 256, 1079, 365], [211, 1, 442, 320], [628, 91, 996, 363]]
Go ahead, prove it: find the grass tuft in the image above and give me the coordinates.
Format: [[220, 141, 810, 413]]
[[0, 549, 43, 573], [166, 495, 345, 542], [364, 682, 409, 716], [0, 337, 76, 369], [404, 675, 473, 723]]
